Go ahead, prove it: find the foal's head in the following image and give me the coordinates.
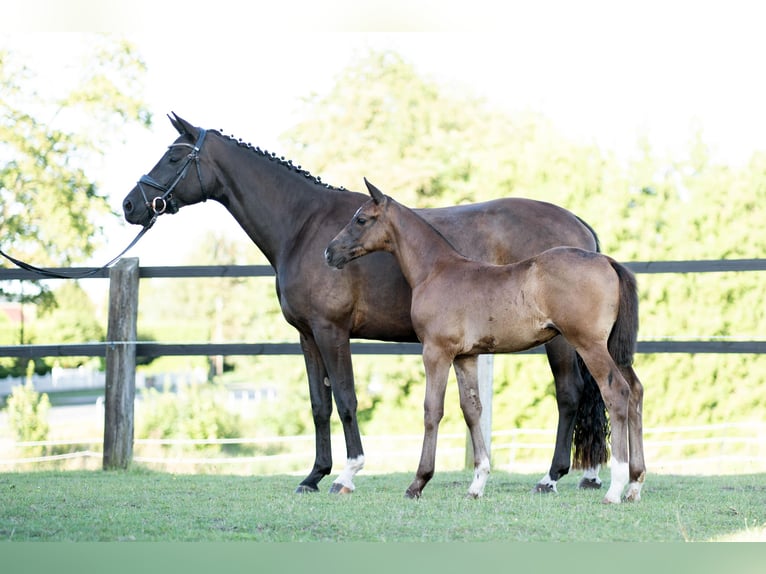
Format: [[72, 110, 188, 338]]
[[325, 179, 393, 269]]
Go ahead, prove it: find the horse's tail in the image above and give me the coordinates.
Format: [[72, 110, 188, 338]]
[[607, 259, 639, 368], [572, 258, 638, 470], [572, 354, 610, 469]]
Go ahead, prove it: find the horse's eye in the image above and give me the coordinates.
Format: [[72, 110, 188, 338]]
[[356, 217, 367, 226], [168, 155, 181, 164]]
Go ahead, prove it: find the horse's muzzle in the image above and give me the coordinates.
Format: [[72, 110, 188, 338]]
[[123, 192, 153, 227]]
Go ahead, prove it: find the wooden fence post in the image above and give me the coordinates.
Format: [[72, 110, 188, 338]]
[[103, 258, 139, 470], [465, 354, 494, 469]]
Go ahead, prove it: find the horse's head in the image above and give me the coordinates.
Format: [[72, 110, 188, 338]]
[[123, 113, 214, 227], [325, 178, 392, 269]]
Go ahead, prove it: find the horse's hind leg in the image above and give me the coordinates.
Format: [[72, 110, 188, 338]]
[[622, 365, 646, 502], [576, 345, 631, 504], [535, 337, 603, 493], [454, 356, 491, 498]]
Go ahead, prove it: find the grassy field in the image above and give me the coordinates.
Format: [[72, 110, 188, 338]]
[[1, 469, 765, 542]]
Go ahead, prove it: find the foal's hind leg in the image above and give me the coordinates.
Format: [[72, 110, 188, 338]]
[[621, 365, 646, 502], [576, 345, 631, 504], [454, 356, 491, 498]]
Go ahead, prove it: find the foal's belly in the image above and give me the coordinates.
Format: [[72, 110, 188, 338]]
[[463, 323, 558, 355]]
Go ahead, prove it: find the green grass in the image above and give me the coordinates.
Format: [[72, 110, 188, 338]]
[[1, 469, 765, 542]]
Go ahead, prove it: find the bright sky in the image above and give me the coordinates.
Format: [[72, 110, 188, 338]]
[[4, 0, 766, 270]]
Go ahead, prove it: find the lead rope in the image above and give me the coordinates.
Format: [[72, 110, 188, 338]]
[[0, 219, 154, 279]]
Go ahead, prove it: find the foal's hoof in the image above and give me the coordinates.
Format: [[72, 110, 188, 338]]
[[532, 483, 557, 494], [329, 482, 353, 494], [578, 477, 603, 490], [294, 484, 319, 494]]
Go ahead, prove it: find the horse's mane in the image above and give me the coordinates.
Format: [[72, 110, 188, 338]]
[[213, 129, 347, 192]]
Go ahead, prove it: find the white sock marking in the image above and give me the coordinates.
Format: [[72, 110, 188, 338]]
[[604, 460, 628, 503], [334, 455, 365, 491], [468, 456, 491, 498]]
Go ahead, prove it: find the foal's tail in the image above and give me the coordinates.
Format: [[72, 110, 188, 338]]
[[607, 259, 639, 368]]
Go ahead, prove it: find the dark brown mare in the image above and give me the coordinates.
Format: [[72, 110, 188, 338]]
[[326, 180, 646, 503], [123, 113, 608, 495]]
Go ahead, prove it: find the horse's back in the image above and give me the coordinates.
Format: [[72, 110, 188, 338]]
[[418, 197, 597, 264]]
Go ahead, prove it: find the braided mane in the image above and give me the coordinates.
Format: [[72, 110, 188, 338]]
[[213, 129, 346, 191]]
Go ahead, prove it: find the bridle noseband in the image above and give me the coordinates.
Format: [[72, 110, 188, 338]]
[[137, 128, 208, 222]]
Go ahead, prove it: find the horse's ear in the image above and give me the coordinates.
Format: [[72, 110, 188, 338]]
[[364, 178, 386, 205], [168, 112, 197, 137]]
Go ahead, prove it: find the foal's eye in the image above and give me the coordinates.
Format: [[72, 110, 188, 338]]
[[356, 217, 367, 226]]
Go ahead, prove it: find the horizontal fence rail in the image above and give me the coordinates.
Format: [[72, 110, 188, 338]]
[[3, 422, 765, 475], [0, 340, 765, 358], [1, 258, 765, 358], [1, 258, 765, 281]]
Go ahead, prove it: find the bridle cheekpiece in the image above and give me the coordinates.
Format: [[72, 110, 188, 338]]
[[137, 128, 208, 224]]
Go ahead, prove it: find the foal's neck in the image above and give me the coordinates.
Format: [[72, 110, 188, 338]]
[[386, 201, 465, 288]]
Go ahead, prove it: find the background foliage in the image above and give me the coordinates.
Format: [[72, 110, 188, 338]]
[[2, 48, 764, 446]]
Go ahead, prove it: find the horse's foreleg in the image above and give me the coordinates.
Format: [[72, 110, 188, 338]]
[[296, 333, 333, 494], [453, 356, 490, 498], [315, 328, 365, 494], [406, 345, 452, 499], [576, 346, 631, 504], [622, 365, 646, 502]]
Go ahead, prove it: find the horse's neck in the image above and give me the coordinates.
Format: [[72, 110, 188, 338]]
[[211, 141, 326, 266], [388, 202, 463, 288]]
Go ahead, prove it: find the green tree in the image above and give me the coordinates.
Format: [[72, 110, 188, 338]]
[[6, 374, 51, 457], [31, 281, 105, 368], [0, 38, 152, 305], [283, 50, 518, 207], [278, 48, 766, 438]]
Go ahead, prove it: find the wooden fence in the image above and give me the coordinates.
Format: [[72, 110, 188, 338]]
[[1, 257, 765, 470]]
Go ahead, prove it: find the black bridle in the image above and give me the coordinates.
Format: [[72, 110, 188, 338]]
[[0, 129, 209, 280], [137, 128, 208, 221]]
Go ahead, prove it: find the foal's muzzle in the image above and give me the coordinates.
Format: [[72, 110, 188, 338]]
[[324, 244, 347, 269]]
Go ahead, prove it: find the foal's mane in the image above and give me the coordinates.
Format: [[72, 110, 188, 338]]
[[212, 129, 347, 192], [390, 195, 462, 253]]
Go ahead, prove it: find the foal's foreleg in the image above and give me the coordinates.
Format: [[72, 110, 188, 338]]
[[454, 356, 491, 498], [406, 346, 452, 499]]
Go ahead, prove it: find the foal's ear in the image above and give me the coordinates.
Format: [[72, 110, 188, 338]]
[[364, 178, 386, 205], [168, 112, 197, 137]]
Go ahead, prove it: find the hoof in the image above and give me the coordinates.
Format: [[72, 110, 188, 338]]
[[329, 482, 353, 494], [532, 483, 557, 494], [405, 488, 421, 500], [601, 495, 621, 504], [578, 477, 603, 490], [624, 485, 642, 502], [295, 484, 319, 494]]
